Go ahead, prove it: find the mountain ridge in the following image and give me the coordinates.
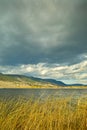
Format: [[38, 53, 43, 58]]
[[0, 73, 86, 88]]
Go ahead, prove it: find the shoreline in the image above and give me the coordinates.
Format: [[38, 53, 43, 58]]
[[0, 87, 87, 89]]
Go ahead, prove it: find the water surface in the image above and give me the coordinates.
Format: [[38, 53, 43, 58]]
[[0, 88, 87, 100]]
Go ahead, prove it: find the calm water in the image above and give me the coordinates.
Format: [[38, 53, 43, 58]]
[[0, 88, 87, 100]]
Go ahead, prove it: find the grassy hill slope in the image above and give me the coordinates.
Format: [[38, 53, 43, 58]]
[[0, 73, 87, 88], [0, 73, 58, 88]]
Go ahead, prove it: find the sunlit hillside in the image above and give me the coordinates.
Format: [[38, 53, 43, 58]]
[[0, 73, 87, 88]]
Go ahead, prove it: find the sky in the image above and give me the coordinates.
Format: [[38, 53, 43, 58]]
[[0, 0, 87, 84]]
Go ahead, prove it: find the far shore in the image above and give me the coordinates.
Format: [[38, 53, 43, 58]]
[[0, 86, 87, 89], [0, 80, 87, 89]]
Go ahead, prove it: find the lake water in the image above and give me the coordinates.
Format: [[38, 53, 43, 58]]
[[0, 88, 87, 100]]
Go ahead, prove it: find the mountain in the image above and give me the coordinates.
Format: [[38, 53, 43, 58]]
[[68, 84, 84, 86], [43, 79, 66, 86], [0, 73, 86, 88], [0, 73, 58, 88]]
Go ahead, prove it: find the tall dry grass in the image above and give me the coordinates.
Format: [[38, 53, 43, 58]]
[[0, 96, 87, 130]]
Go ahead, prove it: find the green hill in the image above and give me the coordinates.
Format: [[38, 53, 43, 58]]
[[0, 73, 57, 88], [0, 73, 87, 88]]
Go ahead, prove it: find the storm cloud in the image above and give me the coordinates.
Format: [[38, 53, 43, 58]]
[[0, 0, 87, 65], [0, 0, 87, 83]]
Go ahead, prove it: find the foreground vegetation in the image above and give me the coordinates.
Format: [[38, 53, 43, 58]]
[[0, 96, 87, 130]]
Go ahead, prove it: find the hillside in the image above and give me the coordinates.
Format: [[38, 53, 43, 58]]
[[0, 73, 87, 88], [0, 73, 59, 88]]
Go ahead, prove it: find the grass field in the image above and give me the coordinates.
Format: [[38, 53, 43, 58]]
[[0, 96, 87, 130]]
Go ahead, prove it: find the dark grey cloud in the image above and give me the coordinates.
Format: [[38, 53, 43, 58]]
[[0, 0, 87, 65]]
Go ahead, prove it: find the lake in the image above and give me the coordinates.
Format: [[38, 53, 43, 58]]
[[0, 88, 87, 100]]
